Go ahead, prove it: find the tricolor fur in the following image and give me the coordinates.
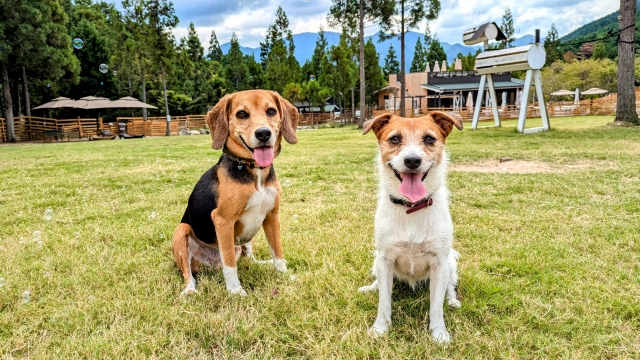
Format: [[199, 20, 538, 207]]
[[358, 111, 463, 344], [172, 90, 299, 296]]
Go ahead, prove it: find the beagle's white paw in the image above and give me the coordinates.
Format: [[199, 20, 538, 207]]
[[229, 287, 248, 297], [448, 298, 461, 308]]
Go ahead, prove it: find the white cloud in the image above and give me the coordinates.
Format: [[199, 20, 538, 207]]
[[168, 0, 619, 48]]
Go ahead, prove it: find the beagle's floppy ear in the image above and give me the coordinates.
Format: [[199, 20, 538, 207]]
[[363, 113, 393, 136], [429, 111, 463, 138], [273, 92, 299, 144], [206, 94, 232, 150]]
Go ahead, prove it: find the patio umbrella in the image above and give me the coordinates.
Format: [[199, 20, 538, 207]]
[[550, 89, 574, 96], [73, 97, 113, 110], [581, 88, 608, 95], [425, 62, 431, 72], [574, 88, 580, 104], [501, 91, 507, 107], [466, 91, 473, 109], [433, 62, 440, 72], [454, 58, 462, 71], [109, 96, 157, 109], [32, 96, 77, 109], [441, 60, 447, 72]]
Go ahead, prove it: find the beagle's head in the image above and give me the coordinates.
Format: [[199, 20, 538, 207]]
[[206, 90, 299, 167], [363, 111, 463, 203]]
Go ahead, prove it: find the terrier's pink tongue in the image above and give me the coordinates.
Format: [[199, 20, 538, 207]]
[[398, 172, 427, 203], [253, 146, 274, 167]]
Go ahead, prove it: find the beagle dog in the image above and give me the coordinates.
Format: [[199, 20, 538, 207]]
[[358, 111, 463, 344], [172, 90, 299, 296]]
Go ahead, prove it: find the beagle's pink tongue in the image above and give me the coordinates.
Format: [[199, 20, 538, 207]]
[[253, 146, 274, 167], [399, 172, 427, 203]]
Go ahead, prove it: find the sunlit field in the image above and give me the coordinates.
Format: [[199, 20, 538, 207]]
[[1, 115, 639, 358]]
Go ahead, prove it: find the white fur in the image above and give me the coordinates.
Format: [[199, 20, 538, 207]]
[[235, 182, 277, 245], [361, 150, 461, 344], [223, 265, 247, 296]]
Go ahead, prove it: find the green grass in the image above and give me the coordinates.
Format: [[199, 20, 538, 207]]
[[1, 115, 639, 358]]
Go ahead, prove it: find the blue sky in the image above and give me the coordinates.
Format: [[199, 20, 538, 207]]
[[158, 0, 619, 47]]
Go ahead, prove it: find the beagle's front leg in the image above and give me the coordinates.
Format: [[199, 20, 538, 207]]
[[212, 209, 247, 296], [262, 208, 287, 273]]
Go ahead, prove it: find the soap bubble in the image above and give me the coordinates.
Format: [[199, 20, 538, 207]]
[[47, 84, 50, 88], [113, 71, 118, 76], [149, 211, 157, 221], [0, 278, 4, 287], [74, 232, 80, 238], [100, 82, 103, 85], [44, 272, 50, 277], [293, 214, 299, 223], [32, 230, 41, 242], [72, 38, 84, 49], [44, 209, 54, 221], [99, 64, 108, 74], [308, 181, 313, 185], [309, 74, 316, 81], [22, 290, 30, 304]]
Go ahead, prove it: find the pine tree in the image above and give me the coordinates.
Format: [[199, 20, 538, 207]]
[[378, 0, 442, 116], [426, 35, 446, 67], [244, 54, 265, 89], [544, 24, 563, 66], [225, 33, 249, 91], [410, 37, 427, 72], [207, 30, 224, 63], [327, 0, 395, 126], [500, 7, 515, 49], [364, 39, 386, 107], [383, 45, 400, 77]]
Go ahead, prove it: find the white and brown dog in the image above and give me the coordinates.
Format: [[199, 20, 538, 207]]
[[172, 90, 299, 296], [359, 111, 463, 344]]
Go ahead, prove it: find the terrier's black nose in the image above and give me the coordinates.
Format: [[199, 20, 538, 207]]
[[255, 127, 272, 143], [404, 156, 422, 169]]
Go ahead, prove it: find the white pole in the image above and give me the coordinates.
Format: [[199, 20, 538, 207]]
[[517, 70, 533, 132], [472, 75, 487, 130], [486, 74, 501, 127]]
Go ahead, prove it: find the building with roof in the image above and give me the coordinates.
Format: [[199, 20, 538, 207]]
[[375, 69, 525, 112]]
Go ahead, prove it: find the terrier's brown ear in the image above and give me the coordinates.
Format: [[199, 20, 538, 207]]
[[206, 94, 232, 150], [363, 113, 393, 135], [272, 91, 299, 144], [429, 111, 463, 138]]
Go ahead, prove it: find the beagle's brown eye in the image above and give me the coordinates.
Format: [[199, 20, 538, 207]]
[[236, 110, 249, 119], [424, 135, 436, 145], [266, 108, 277, 116], [388, 135, 402, 145]]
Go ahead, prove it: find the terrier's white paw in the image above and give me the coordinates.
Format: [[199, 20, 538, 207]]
[[229, 288, 248, 297], [358, 284, 378, 292], [431, 327, 451, 344], [368, 324, 389, 337], [448, 298, 461, 308], [273, 258, 287, 273]]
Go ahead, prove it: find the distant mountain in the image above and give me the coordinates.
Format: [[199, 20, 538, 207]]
[[561, 0, 639, 41], [221, 31, 542, 67]]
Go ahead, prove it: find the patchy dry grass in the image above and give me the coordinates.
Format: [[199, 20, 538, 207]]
[[1, 115, 639, 359]]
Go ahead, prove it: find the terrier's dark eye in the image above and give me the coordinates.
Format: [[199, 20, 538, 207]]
[[424, 135, 436, 145], [266, 108, 277, 116], [236, 111, 249, 119], [389, 135, 402, 145]]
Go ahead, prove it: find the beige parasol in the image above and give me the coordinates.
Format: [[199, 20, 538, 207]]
[[550, 89, 574, 96], [581, 88, 609, 95], [109, 96, 157, 109], [32, 97, 77, 110]]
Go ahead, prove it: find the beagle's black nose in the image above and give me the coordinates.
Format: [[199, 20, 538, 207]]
[[404, 156, 422, 169], [255, 127, 272, 143]]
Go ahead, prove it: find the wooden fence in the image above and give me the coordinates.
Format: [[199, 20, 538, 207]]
[[0, 116, 100, 142], [112, 115, 207, 137]]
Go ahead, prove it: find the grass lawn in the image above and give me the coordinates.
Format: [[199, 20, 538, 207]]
[[1, 115, 639, 358]]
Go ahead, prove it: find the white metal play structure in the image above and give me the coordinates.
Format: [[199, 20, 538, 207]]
[[464, 25, 550, 134]]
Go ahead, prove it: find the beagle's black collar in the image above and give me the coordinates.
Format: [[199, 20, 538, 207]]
[[389, 194, 433, 214], [222, 147, 266, 170]]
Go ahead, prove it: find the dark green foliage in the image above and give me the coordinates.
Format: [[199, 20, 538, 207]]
[[500, 7, 515, 49], [544, 24, 563, 66], [410, 37, 427, 72], [363, 39, 385, 105], [426, 35, 446, 67], [383, 45, 400, 77], [225, 33, 249, 91]]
